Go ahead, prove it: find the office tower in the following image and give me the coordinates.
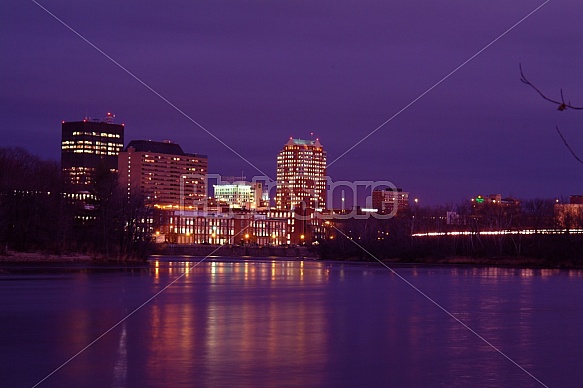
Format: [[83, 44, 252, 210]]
[[118, 140, 208, 208], [61, 113, 124, 190], [276, 137, 327, 210]]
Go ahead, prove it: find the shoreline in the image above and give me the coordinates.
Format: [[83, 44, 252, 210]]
[[0, 251, 94, 263], [0, 251, 147, 264], [1, 249, 582, 269], [381, 255, 583, 269]]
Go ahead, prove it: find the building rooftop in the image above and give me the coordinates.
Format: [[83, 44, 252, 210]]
[[62, 113, 121, 126], [285, 138, 323, 147], [125, 140, 185, 155]]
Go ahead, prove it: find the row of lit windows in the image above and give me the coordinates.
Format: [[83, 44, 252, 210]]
[[64, 166, 94, 172], [278, 155, 325, 159], [138, 154, 205, 163], [63, 144, 121, 151], [277, 155, 326, 163], [283, 146, 323, 151], [71, 131, 121, 138], [72, 149, 118, 155]]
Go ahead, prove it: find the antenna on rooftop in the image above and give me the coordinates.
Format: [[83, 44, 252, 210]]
[[105, 112, 115, 124]]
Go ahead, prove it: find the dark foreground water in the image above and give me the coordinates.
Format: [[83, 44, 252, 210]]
[[1, 258, 582, 387]]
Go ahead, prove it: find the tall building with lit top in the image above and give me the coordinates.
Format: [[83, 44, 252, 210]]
[[118, 140, 208, 208], [61, 113, 124, 190], [276, 137, 327, 210]]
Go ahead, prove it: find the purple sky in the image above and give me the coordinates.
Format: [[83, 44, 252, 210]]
[[2, 1, 583, 205]]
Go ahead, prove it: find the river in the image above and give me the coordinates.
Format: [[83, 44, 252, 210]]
[[1, 258, 582, 387]]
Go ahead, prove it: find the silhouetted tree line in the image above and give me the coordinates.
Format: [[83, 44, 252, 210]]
[[319, 201, 583, 266], [0, 147, 152, 260]]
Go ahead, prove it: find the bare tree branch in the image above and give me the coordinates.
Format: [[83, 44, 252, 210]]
[[555, 125, 583, 165], [520, 63, 583, 165], [519, 63, 583, 110]]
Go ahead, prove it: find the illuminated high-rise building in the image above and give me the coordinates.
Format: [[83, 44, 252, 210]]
[[61, 113, 124, 190], [118, 140, 208, 208], [276, 138, 327, 210]]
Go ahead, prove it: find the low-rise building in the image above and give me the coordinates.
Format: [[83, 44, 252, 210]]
[[372, 188, 409, 215]]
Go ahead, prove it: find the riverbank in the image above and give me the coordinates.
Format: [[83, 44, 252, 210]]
[[152, 244, 319, 259], [379, 255, 583, 269], [0, 250, 94, 263], [0, 250, 150, 263], [2, 248, 582, 269]]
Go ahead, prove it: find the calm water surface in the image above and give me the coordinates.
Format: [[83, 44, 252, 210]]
[[1, 258, 582, 387]]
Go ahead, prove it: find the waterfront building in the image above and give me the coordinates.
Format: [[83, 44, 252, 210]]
[[276, 138, 327, 211], [118, 140, 208, 208], [154, 209, 288, 246], [61, 113, 124, 190]]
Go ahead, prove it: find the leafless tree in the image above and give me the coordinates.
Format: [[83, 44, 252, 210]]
[[520, 63, 583, 164]]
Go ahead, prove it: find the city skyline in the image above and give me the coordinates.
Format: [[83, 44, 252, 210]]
[[3, 1, 583, 205]]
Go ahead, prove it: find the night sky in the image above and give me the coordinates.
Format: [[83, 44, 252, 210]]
[[2, 0, 583, 205]]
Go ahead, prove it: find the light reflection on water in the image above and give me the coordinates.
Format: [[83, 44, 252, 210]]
[[1, 259, 583, 387]]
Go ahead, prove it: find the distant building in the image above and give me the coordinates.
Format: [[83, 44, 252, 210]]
[[555, 195, 583, 228], [372, 188, 409, 215], [118, 140, 208, 208], [471, 194, 520, 208], [276, 138, 327, 211], [61, 113, 124, 190]]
